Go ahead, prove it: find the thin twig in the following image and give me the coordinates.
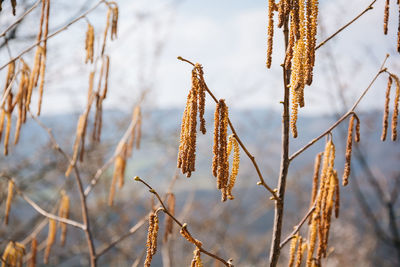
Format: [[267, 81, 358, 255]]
[[177, 56, 279, 200], [134, 176, 233, 266], [289, 54, 389, 161], [315, 0, 377, 50]]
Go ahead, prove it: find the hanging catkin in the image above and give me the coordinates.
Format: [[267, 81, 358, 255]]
[[58, 191, 70, 246], [180, 223, 202, 247], [108, 142, 127, 206], [309, 152, 322, 224], [384, 0, 390, 35], [85, 23, 95, 64], [343, 115, 355, 186], [44, 219, 56, 264], [266, 0, 275, 68], [127, 105, 142, 156], [382, 75, 392, 141], [226, 134, 240, 200], [288, 233, 299, 267], [191, 247, 204, 267], [4, 180, 14, 225], [163, 193, 175, 242], [144, 212, 159, 267], [391, 74, 400, 141], [4, 92, 14, 156], [29, 238, 37, 267]]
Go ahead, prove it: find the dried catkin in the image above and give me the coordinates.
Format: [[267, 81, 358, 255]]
[[58, 191, 70, 246], [381, 75, 391, 140], [397, 3, 400, 52], [44, 219, 56, 264], [288, 233, 299, 267], [163, 193, 175, 242], [391, 74, 400, 141], [4, 180, 14, 225], [334, 170, 340, 218], [110, 3, 119, 40], [2, 241, 25, 267], [227, 134, 240, 200], [266, 0, 275, 68], [65, 114, 87, 177], [384, 0, 390, 35], [3, 60, 15, 93], [343, 115, 355, 186], [30, 238, 37, 267], [85, 23, 94, 64], [108, 142, 127, 206], [144, 212, 159, 267], [180, 224, 202, 247], [354, 115, 360, 143]]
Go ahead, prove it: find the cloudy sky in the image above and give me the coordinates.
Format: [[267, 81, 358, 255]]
[[1, 0, 399, 115]]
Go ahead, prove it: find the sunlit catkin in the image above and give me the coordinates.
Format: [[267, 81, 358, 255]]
[[288, 233, 299, 267], [384, 0, 390, 35], [196, 64, 207, 134], [44, 219, 56, 264], [382, 76, 392, 141], [4, 180, 14, 225], [85, 23, 94, 64], [164, 193, 175, 242], [306, 213, 319, 267], [29, 238, 37, 267], [191, 247, 203, 267], [295, 238, 305, 267], [2, 241, 25, 267], [343, 115, 355, 186], [58, 191, 70, 246], [334, 170, 340, 218], [309, 152, 322, 224], [266, 0, 275, 68], [108, 142, 127, 206], [391, 74, 400, 141], [227, 134, 240, 200], [180, 223, 202, 247], [145, 212, 159, 267]]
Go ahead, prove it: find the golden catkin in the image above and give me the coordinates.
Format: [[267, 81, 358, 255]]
[[65, 114, 87, 177], [0, 109, 4, 142], [307, 0, 319, 85], [127, 105, 142, 156], [285, 19, 295, 70], [108, 142, 127, 206], [4, 180, 14, 225], [266, 0, 275, 68], [196, 64, 207, 134], [58, 191, 70, 246], [381, 75, 390, 140], [343, 115, 355, 186], [288, 234, 298, 267], [85, 23, 95, 64], [397, 3, 400, 52], [354, 115, 361, 143], [227, 134, 240, 200], [309, 152, 322, 224], [14, 60, 30, 145], [334, 170, 340, 218], [3, 60, 15, 93], [164, 193, 175, 242], [306, 213, 319, 267], [212, 101, 220, 177], [145, 212, 159, 267], [101, 8, 111, 55], [191, 247, 203, 267], [391, 74, 400, 141], [44, 219, 56, 264], [2, 241, 25, 267], [295, 238, 305, 267], [322, 170, 337, 256], [384, 0, 390, 35], [29, 238, 37, 267]]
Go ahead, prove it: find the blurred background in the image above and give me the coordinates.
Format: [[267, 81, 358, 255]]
[[0, 0, 399, 266]]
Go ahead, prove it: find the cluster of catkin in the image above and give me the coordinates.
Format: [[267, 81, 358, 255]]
[[288, 234, 308, 267], [383, 0, 400, 52], [144, 212, 159, 267], [381, 73, 400, 141], [212, 101, 240, 201], [266, 0, 319, 137], [306, 139, 340, 266], [1, 241, 25, 267], [101, 2, 119, 56], [108, 106, 142, 206], [177, 63, 207, 177]]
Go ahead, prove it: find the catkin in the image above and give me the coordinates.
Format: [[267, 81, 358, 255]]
[[391, 74, 400, 141], [384, 0, 390, 35], [163, 193, 175, 242], [108, 142, 127, 206], [127, 105, 142, 156], [196, 64, 207, 134], [110, 3, 119, 40], [2, 241, 25, 267], [180, 223, 202, 247], [397, 3, 400, 52], [58, 191, 70, 246], [226, 134, 240, 200], [29, 238, 37, 267], [334, 170, 340, 218], [343, 115, 355, 186], [266, 0, 275, 68], [44, 219, 56, 264], [85, 23, 95, 64], [288, 234, 298, 267], [144, 212, 159, 267], [382, 75, 392, 141], [191, 247, 203, 267], [4, 180, 14, 225], [295, 238, 305, 267], [306, 213, 319, 267], [309, 152, 322, 224]]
